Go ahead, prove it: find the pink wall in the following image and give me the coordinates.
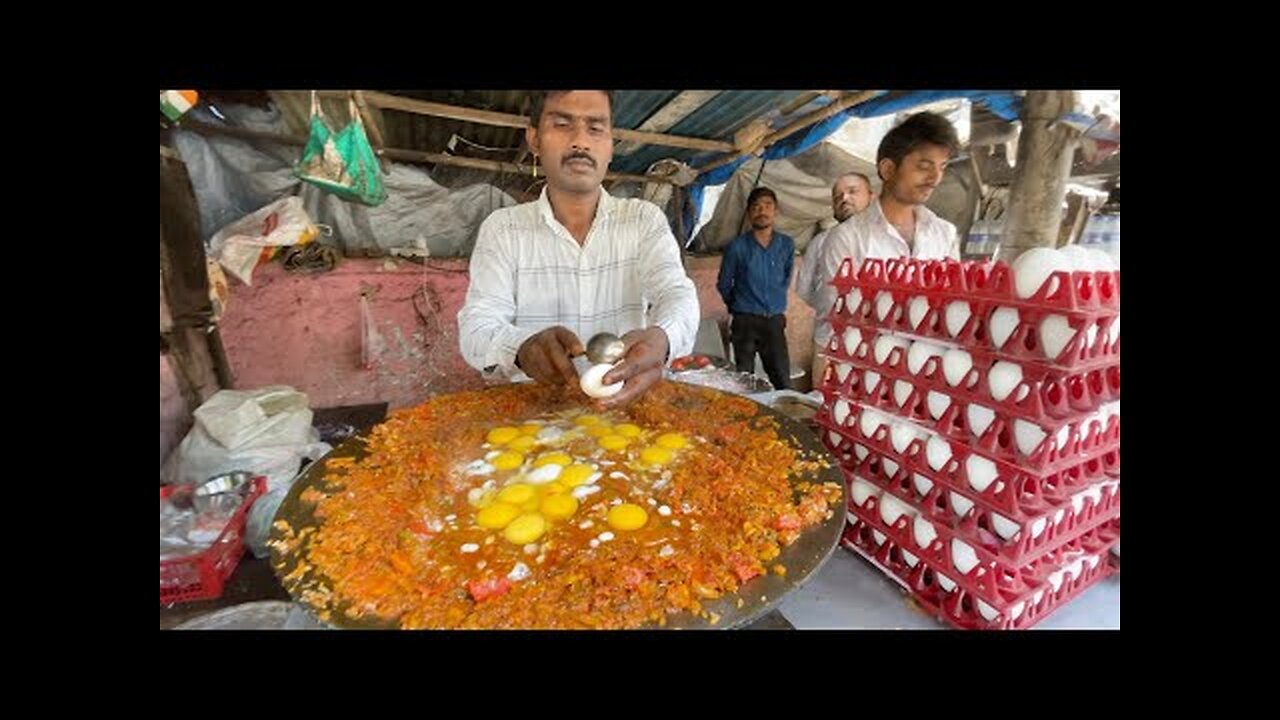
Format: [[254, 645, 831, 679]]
[[213, 256, 822, 413]]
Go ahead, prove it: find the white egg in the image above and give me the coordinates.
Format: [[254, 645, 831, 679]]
[[1111, 542, 1120, 558], [882, 458, 899, 477], [875, 291, 896, 322], [936, 573, 957, 592], [835, 362, 853, 383], [989, 307, 1020, 349], [1011, 247, 1069, 299], [952, 539, 981, 575], [833, 399, 851, 426], [1055, 423, 1072, 452], [1047, 570, 1065, 593], [1014, 420, 1048, 457], [1059, 244, 1094, 271], [1053, 508, 1066, 526], [1009, 601, 1026, 620], [1086, 248, 1115, 271], [951, 492, 975, 518], [967, 404, 996, 437], [907, 296, 930, 330], [842, 326, 863, 356], [991, 513, 1020, 541], [942, 349, 973, 387], [1084, 554, 1101, 570], [925, 435, 953, 471], [871, 530, 887, 546], [850, 477, 881, 507], [1109, 315, 1120, 350], [880, 494, 915, 527], [1039, 314, 1076, 361], [966, 455, 999, 493], [913, 516, 937, 548], [1085, 323, 1099, 352], [944, 301, 972, 337], [907, 340, 944, 376], [874, 335, 909, 365], [1032, 590, 1045, 606], [864, 371, 882, 395], [854, 444, 869, 461], [976, 599, 999, 622], [988, 361, 1024, 403], [827, 430, 842, 447], [927, 391, 952, 420], [844, 288, 863, 315], [913, 473, 934, 498], [580, 362, 623, 398], [860, 408, 885, 438], [902, 550, 920, 567], [1030, 518, 1048, 538], [893, 380, 915, 408], [891, 421, 921, 453], [526, 463, 563, 484]]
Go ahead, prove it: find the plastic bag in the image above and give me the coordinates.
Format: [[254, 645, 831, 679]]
[[162, 386, 331, 493], [295, 92, 387, 207], [208, 196, 320, 285]]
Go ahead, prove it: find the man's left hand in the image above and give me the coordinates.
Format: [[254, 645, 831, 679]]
[[595, 327, 670, 409]]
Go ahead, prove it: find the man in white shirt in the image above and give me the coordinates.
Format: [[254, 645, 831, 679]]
[[813, 112, 962, 368], [796, 172, 872, 386], [457, 90, 700, 407]]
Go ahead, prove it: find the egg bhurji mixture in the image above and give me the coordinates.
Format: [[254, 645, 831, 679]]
[[271, 380, 839, 629]]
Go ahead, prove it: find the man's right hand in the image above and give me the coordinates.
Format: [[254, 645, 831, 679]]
[[516, 326, 585, 386]]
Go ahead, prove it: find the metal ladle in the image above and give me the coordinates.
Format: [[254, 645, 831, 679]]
[[585, 332, 626, 365]]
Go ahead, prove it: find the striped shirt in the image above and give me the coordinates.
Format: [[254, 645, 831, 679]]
[[458, 187, 700, 379]]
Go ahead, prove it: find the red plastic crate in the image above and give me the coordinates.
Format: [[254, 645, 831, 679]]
[[817, 401, 1119, 517], [841, 512, 1116, 629], [818, 366, 1121, 476], [826, 257, 1119, 370], [160, 476, 267, 605], [820, 322, 1120, 426]]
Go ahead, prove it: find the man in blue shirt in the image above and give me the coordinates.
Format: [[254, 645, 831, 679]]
[[716, 186, 795, 390]]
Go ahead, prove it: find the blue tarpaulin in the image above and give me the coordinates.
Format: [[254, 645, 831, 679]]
[[682, 90, 1023, 239]]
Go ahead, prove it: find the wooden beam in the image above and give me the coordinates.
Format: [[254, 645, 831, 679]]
[[345, 90, 736, 154], [614, 90, 721, 155], [179, 119, 676, 184], [695, 90, 882, 175]]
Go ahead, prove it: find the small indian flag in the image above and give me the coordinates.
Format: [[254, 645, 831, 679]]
[[160, 90, 198, 121]]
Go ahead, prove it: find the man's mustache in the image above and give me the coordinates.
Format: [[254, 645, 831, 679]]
[[563, 153, 596, 168]]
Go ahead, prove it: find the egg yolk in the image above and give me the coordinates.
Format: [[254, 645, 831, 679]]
[[656, 433, 688, 450], [599, 435, 631, 451], [487, 426, 521, 445], [491, 451, 525, 471], [608, 503, 648, 531], [541, 494, 579, 520], [640, 446, 674, 467], [559, 464, 596, 488], [504, 513, 547, 544], [497, 484, 536, 505], [476, 502, 520, 529], [534, 452, 573, 468], [614, 423, 643, 438], [507, 436, 538, 453]]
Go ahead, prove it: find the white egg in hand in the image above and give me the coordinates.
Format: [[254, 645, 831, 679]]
[[580, 362, 623, 398]]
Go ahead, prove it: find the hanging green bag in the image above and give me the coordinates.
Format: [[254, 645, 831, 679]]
[[295, 91, 387, 206]]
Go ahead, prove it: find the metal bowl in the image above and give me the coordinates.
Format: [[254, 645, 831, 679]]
[[193, 471, 254, 514]]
